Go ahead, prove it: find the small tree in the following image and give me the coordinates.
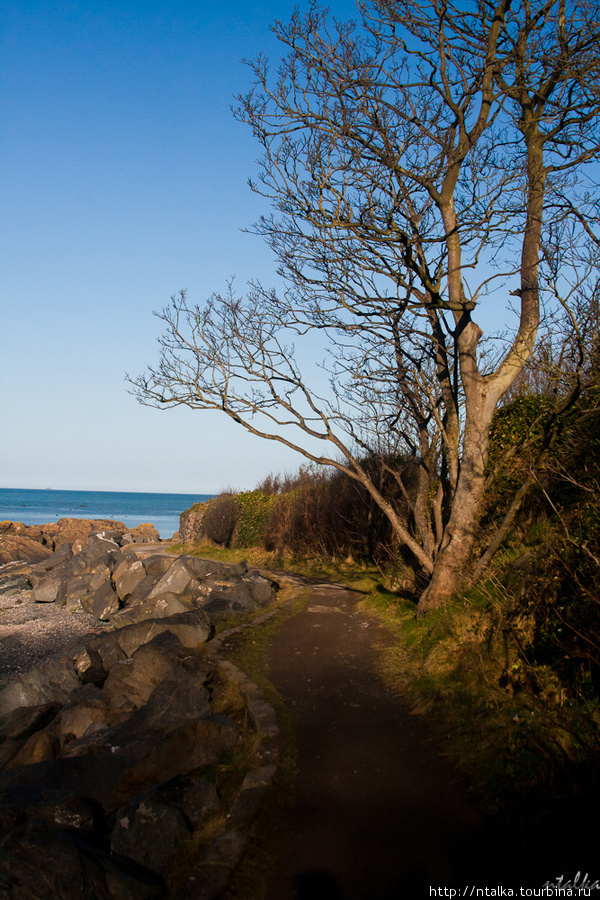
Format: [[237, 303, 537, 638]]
[[132, 0, 600, 614]]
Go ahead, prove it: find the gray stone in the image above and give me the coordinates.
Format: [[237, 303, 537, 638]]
[[111, 592, 190, 627], [111, 795, 192, 874], [0, 822, 166, 899], [0, 703, 60, 742], [110, 609, 212, 657], [122, 573, 159, 607], [31, 574, 66, 604], [146, 559, 198, 601], [92, 581, 120, 621], [181, 556, 247, 582], [0, 787, 95, 834], [113, 559, 147, 601], [72, 647, 107, 686], [0, 657, 81, 716], [142, 555, 174, 577]]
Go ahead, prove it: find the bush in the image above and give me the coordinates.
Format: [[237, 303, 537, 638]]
[[202, 494, 239, 546]]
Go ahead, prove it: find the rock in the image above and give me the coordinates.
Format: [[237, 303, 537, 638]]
[[0, 786, 96, 834], [121, 573, 159, 607], [64, 565, 111, 613], [31, 573, 66, 604], [92, 581, 121, 621], [146, 559, 199, 602], [182, 556, 247, 582], [87, 632, 128, 673], [69, 534, 120, 575], [245, 573, 277, 606], [52, 518, 128, 546], [109, 609, 212, 657], [116, 715, 241, 795], [27, 543, 74, 577], [203, 582, 256, 618], [113, 559, 147, 601], [111, 795, 192, 875], [0, 573, 32, 597], [52, 702, 115, 742], [178, 503, 208, 544], [0, 534, 53, 565], [141, 555, 174, 578], [72, 647, 107, 686], [148, 776, 220, 827], [0, 657, 81, 716], [102, 632, 205, 712], [121, 524, 161, 545], [0, 821, 166, 899], [110, 592, 190, 627], [8, 729, 60, 766], [0, 703, 60, 742], [126, 662, 213, 733]]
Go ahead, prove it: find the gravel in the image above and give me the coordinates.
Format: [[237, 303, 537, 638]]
[[0, 584, 108, 691]]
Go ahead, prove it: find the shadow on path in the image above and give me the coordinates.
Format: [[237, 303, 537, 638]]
[[264, 584, 485, 900]]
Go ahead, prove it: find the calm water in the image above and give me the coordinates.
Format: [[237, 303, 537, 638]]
[[0, 488, 213, 539]]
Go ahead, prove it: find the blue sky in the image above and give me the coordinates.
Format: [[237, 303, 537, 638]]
[[0, 0, 359, 494]]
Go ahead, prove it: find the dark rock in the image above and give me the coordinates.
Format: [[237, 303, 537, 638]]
[[31, 573, 67, 604], [102, 632, 205, 713], [8, 728, 60, 766], [72, 647, 107, 686], [122, 573, 160, 607], [110, 592, 190, 627], [146, 560, 199, 601], [148, 776, 220, 827], [0, 786, 96, 835], [0, 821, 166, 899], [113, 559, 147, 602], [182, 556, 247, 582], [245, 573, 277, 606], [0, 702, 60, 742], [0, 657, 81, 716], [92, 581, 121, 621], [64, 565, 111, 613], [27, 542, 74, 577], [109, 609, 212, 657], [121, 524, 161, 545], [0, 573, 32, 597], [203, 582, 255, 618], [111, 795, 192, 874], [87, 632, 128, 672], [141, 555, 174, 578], [126, 661, 212, 733]]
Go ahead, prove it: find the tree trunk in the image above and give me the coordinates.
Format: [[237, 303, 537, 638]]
[[417, 389, 495, 614]]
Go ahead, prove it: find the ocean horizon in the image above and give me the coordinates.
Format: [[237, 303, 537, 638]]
[[0, 487, 213, 539]]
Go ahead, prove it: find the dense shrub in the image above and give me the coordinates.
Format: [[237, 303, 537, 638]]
[[202, 493, 239, 546]]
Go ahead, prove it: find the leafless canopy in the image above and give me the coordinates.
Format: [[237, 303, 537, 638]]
[[132, 0, 600, 611]]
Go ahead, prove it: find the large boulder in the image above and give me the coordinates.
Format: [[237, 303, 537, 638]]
[[110, 794, 192, 875], [0, 821, 165, 899], [0, 534, 53, 565], [0, 658, 82, 717], [121, 524, 161, 545], [110, 593, 190, 627], [178, 502, 210, 544]]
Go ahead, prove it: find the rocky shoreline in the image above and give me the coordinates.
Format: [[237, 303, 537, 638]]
[[0, 518, 283, 898]]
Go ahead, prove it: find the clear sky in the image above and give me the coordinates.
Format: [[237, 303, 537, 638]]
[[0, 0, 361, 495]]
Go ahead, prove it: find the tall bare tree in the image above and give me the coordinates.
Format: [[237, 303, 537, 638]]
[[132, 0, 600, 613]]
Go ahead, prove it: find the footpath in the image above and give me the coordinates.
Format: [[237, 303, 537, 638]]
[[260, 582, 487, 900]]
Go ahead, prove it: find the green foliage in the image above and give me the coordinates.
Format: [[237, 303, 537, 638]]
[[230, 490, 276, 549]]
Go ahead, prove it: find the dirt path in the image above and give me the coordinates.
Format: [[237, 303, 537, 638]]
[[263, 583, 485, 900]]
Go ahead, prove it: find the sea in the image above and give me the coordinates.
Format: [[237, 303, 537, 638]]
[[0, 488, 213, 539]]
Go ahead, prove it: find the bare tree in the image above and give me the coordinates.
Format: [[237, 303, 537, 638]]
[[132, 0, 600, 614]]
